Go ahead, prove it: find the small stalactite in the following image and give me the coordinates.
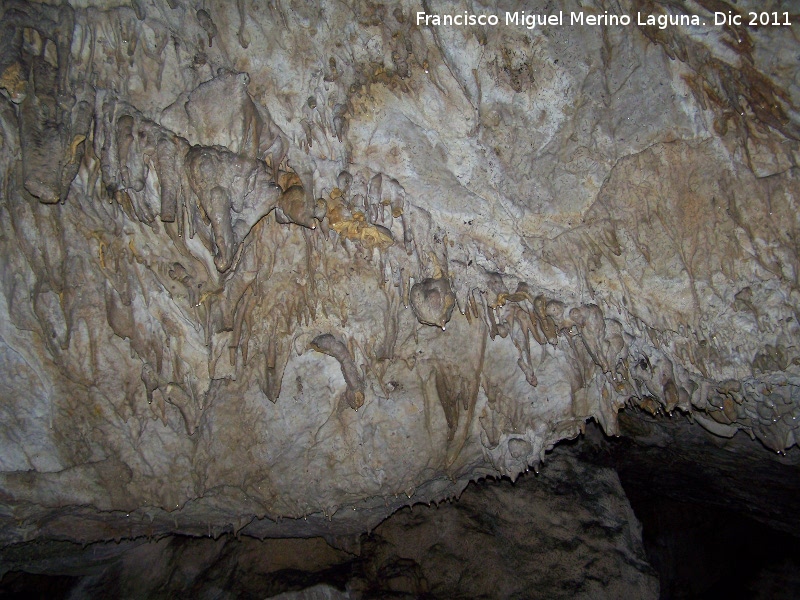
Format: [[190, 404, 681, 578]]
[[310, 333, 365, 410], [236, 0, 250, 48], [196, 9, 217, 48]]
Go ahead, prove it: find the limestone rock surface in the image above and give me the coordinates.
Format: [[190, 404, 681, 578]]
[[0, 439, 659, 599], [0, 0, 798, 543]]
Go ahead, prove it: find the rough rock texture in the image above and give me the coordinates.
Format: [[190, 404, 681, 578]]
[[0, 0, 798, 548], [0, 439, 659, 599], [358, 447, 658, 599]]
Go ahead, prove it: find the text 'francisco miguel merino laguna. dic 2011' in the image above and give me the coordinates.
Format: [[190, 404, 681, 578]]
[[415, 10, 792, 30]]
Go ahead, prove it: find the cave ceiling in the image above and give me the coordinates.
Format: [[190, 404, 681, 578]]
[[0, 0, 798, 542]]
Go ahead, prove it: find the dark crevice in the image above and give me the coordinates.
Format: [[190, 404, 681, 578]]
[[602, 411, 800, 600]]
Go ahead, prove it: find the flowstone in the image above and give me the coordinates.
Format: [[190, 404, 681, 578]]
[[0, 0, 798, 547]]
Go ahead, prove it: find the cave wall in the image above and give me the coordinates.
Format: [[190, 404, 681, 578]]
[[0, 0, 798, 542], [0, 439, 661, 598]]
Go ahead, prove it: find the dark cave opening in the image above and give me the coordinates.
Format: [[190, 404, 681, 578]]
[[623, 495, 800, 600], [599, 413, 800, 600], [0, 572, 79, 600]]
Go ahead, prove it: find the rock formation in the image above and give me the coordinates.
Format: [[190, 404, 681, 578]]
[[0, 0, 798, 596]]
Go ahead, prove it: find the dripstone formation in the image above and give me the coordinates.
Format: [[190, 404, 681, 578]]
[[0, 0, 798, 596]]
